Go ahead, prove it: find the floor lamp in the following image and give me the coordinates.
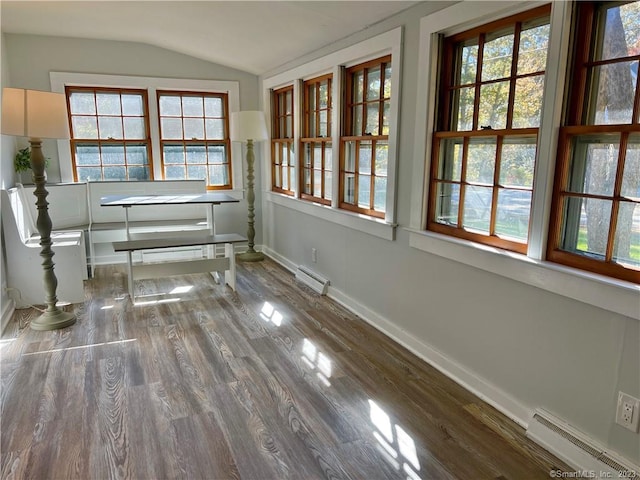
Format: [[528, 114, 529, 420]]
[[2, 88, 76, 330], [230, 111, 268, 262]]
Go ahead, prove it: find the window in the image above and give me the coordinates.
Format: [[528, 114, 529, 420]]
[[157, 91, 231, 190], [340, 56, 392, 218], [66, 87, 152, 182], [427, 6, 551, 254], [272, 85, 295, 195], [548, 1, 640, 283], [301, 74, 333, 205]]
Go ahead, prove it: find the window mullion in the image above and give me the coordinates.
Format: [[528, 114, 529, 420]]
[[490, 135, 504, 236], [605, 132, 629, 262], [506, 23, 522, 129], [458, 137, 470, 228]]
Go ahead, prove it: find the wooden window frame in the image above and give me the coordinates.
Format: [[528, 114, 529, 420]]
[[271, 85, 295, 196], [156, 90, 232, 190], [66, 86, 153, 182], [340, 55, 392, 219], [300, 74, 333, 205], [547, 1, 640, 283], [427, 5, 551, 254]]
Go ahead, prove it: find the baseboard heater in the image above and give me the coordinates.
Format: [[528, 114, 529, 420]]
[[295, 265, 329, 295], [528, 409, 639, 479]]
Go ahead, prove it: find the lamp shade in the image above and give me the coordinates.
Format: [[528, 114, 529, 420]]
[[230, 111, 268, 142], [2, 88, 70, 139]]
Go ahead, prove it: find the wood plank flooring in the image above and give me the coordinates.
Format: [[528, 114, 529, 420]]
[[1, 258, 571, 479]]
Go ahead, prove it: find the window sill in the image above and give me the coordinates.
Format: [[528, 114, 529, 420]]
[[267, 191, 396, 240], [407, 228, 640, 320]]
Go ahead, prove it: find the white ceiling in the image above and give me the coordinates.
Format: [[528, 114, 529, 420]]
[[1, 1, 423, 75]]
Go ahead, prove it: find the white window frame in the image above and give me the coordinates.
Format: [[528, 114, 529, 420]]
[[50, 72, 243, 199], [408, 1, 639, 319], [262, 28, 402, 241]]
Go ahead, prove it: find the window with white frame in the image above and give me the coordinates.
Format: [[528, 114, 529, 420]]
[[262, 28, 402, 240], [52, 73, 242, 192]]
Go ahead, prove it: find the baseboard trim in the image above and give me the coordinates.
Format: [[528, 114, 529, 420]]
[[1, 298, 15, 334], [262, 247, 296, 274]]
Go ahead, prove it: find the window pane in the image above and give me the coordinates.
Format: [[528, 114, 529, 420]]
[[375, 143, 388, 176], [121, 95, 143, 116], [463, 185, 493, 232], [302, 168, 312, 194], [366, 66, 381, 101], [319, 81, 329, 108], [325, 171, 332, 200], [160, 96, 182, 116], [184, 118, 204, 139], [437, 138, 463, 181], [75, 145, 100, 166], [104, 166, 126, 180], [165, 165, 186, 179], [435, 182, 460, 226], [621, 136, 640, 198], [561, 196, 612, 259], [344, 173, 355, 203], [353, 106, 363, 135], [123, 117, 145, 139], [500, 137, 536, 188], [495, 188, 531, 242], [126, 145, 147, 165], [344, 142, 356, 172], [517, 23, 549, 75], [303, 143, 312, 167], [384, 63, 392, 98], [285, 90, 293, 114], [205, 119, 225, 140], [313, 169, 322, 196], [282, 166, 289, 190], [374, 177, 386, 212], [478, 81, 509, 130], [128, 166, 149, 180], [98, 117, 123, 139], [187, 164, 206, 180], [568, 135, 620, 196], [458, 43, 478, 85], [366, 103, 379, 135], [613, 201, 640, 267], [382, 101, 391, 135], [359, 142, 372, 174], [454, 87, 475, 131], [77, 167, 102, 181], [313, 144, 322, 170], [96, 93, 121, 115], [102, 145, 125, 165], [164, 145, 185, 164], [205, 97, 223, 117], [70, 92, 95, 114], [354, 70, 364, 103], [590, 62, 637, 125], [600, 3, 640, 61], [319, 110, 328, 137], [72, 117, 98, 139], [325, 145, 333, 171], [208, 145, 226, 164], [481, 30, 514, 81], [186, 145, 206, 164], [358, 174, 371, 208], [309, 111, 316, 137], [161, 118, 183, 139], [274, 165, 281, 188], [512, 75, 545, 128], [182, 96, 203, 117], [467, 138, 497, 184]]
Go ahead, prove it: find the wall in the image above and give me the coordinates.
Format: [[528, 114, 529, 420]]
[[260, 0, 640, 467], [2, 33, 262, 243]]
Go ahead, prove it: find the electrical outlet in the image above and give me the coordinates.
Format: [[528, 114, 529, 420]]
[[616, 392, 640, 432], [311, 248, 317, 263]]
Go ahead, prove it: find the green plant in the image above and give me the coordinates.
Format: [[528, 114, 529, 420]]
[[14, 147, 49, 173]]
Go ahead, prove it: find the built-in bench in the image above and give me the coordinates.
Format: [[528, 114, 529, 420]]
[[113, 232, 247, 299]]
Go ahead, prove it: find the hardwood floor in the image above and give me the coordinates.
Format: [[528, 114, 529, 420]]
[[1, 258, 570, 479]]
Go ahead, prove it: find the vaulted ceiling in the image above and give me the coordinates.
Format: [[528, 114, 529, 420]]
[[1, 1, 424, 75]]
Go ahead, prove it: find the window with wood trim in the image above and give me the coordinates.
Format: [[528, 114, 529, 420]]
[[340, 56, 391, 218], [66, 87, 152, 181], [548, 1, 640, 283], [301, 74, 333, 205], [272, 86, 295, 195], [157, 91, 231, 189], [428, 6, 551, 253]]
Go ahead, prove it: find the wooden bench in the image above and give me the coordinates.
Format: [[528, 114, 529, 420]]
[[113, 232, 247, 299]]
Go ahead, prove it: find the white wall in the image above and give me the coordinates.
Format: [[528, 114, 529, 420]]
[[260, 0, 640, 466], [2, 33, 262, 243]]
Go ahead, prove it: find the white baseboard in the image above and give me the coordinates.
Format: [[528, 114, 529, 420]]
[[1, 298, 15, 334], [262, 246, 296, 274]]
